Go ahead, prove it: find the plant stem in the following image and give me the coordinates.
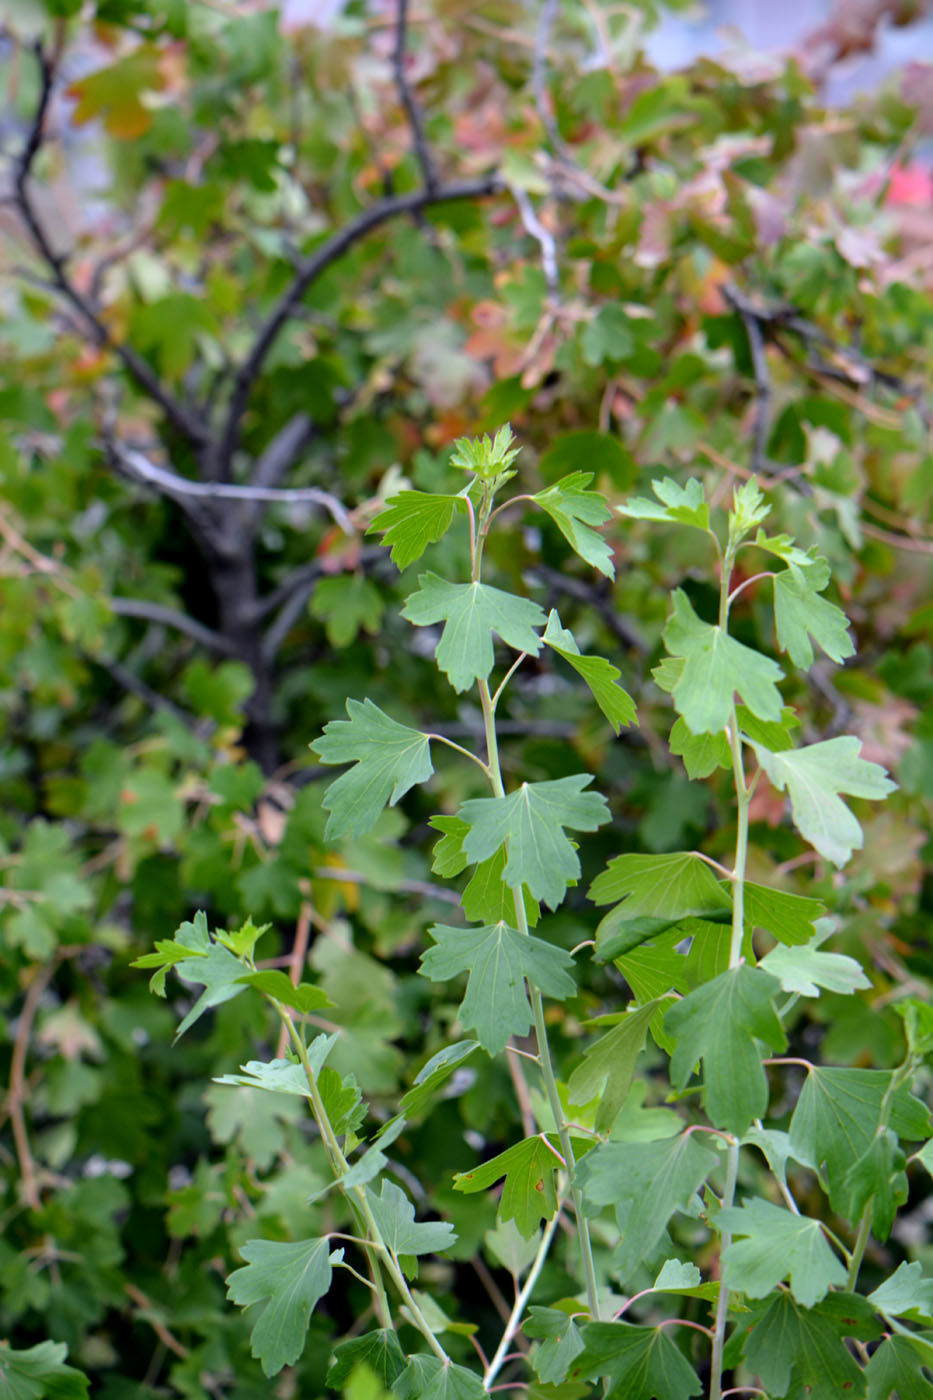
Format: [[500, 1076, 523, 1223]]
[[277, 1005, 449, 1360], [477, 673, 602, 1321], [483, 1206, 562, 1389], [727, 707, 750, 969], [709, 1136, 739, 1400]]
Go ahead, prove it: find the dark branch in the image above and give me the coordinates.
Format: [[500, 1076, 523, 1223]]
[[212, 173, 502, 476], [13, 44, 210, 451], [530, 565, 648, 654], [243, 411, 317, 532], [393, 0, 437, 193], [722, 283, 774, 474], [108, 597, 237, 655]]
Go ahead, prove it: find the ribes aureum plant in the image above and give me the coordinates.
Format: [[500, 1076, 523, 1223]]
[[136, 434, 933, 1399]]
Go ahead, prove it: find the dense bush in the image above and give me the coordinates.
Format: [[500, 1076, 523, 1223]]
[[0, 2, 932, 1395]]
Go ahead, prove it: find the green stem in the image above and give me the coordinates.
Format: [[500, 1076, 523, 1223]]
[[709, 1137, 739, 1400], [477, 673, 601, 1320], [727, 707, 750, 969], [277, 1005, 449, 1361], [483, 1204, 562, 1389]]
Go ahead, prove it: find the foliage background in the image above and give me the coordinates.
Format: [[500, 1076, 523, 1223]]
[[0, 0, 932, 1393]]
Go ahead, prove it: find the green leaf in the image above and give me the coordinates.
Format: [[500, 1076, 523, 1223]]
[[327, 1331, 407, 1389], [729, 477, 771, 542], [735, 703, 799, 752], [214, 1057, 318, 1098], [571, 1322, 703, 1399], [401, 573, 545, 692], [429, 816, 471, 877], [543, 611, 636, 732], [651, 1258, 718, 1301], [533, 472, 615, 578], [453, 1136, 564, 1237], [789, 1066, 931, 1216], [461, 845, 540, 928], [310, 575, 385, 647], [429, 818, 539, 925], [567, 1000, 667, 1133], [773, 559, 855, 668], [174, 939, 251, 1040], [719, 1198, 845, 1307], [577, 1132, 719, 1280], [392, 1355, 486, 1400], [399, 1040, 480, 1120], [312, 698, 434, 840], [420, 922, 575, 1055], [865, 1334, 933, 1400], [843, 1128, 907, 1242], [131, 909, 212, 996], [319, 1065, 367, 1137], [458, 775, 610, 910], [589, 852, 731, 960], [450, 423, 521, 479], [868, 1261, 933, 1322], [226, 1237, 339, 1377], [581, 305, 635, 367], [740, 1292, 881, 1400], [664, 966, 785, 1134], [0, 1341, 89, 1399], [751, 527, 813, 566], [525, 1308, 586, 1385], [759, 939, 870, 997], [752, 737, 896, 868], [663, 589, 784, 734], [618, 477, 710, 532], [365, 1180, 457, 1256], [669, 717, 731, 778], [368, 491, 467, 569], [743, 883, 826, 947], [235, 970, 334, 1013]]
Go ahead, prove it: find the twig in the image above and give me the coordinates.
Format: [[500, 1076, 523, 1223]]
[[112, 444, 356, 534], [13, 44, 208, 449], [311, 868, 461, 905], [109, 597, 236, 654], [530, 564, 647, 653], [722, 283, 773, 474], [393, 0, 437, 193], [510, 186, 558, 294], [213, 174, 502, 473], [6, 960, 58, 1208], [124, 1283, 191, 1359]]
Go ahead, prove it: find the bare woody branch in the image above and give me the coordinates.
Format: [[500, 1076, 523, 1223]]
[[108, 598, 237, 655], [12, 43, 210, 451], [393, 0, 437, 193], [111, 443, 357, 535], [213, 173, 502, 477]]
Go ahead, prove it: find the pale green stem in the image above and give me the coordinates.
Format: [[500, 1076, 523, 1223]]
[[477, 674, 602, 1321], [277, 1005, 449, 1361], [727, 708, 750, 969], [709, 1137, 739, 1400], [483, 1205, 562, 1390]]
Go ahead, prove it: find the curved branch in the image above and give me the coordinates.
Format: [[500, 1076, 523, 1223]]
[[13, 44, 209, 450], [393, 0, 437, 192], [213, 173, 502, 474], [112, 444, 356, 534], [108, 597, 237, 655]]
